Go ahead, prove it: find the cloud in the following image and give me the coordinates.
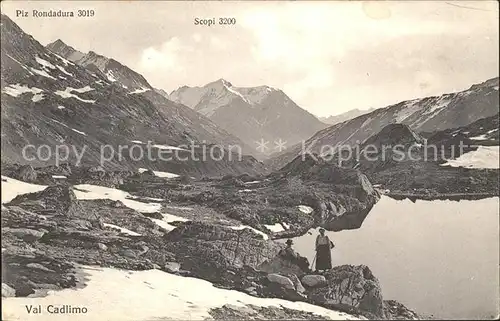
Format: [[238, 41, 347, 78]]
[[7, 1, 495, 117], [237, 1, 498, 116], [139, 37, 187, 72]]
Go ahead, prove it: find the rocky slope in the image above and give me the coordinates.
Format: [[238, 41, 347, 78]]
[[1, 14, 261, 177], [46, 39, 152, 92], [320, 108, 376, 125], [45, 39, 257, 157], [424, 113, 499, 145], [169, 79, 327, 156], [307, 120, 499, 200], [1, 165, 417, 320], [269, 77, 499, 169]]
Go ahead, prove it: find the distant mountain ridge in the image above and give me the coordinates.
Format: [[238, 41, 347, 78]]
[[320, 108, 376, 125], [169, 79, 328, 156], [269, 77, 500, 169]]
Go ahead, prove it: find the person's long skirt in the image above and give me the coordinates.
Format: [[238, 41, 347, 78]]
[[315, 244, 332, 271]]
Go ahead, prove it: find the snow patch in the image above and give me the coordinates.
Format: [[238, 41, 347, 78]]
[[52, 175, 67, 179], [238, 189, 255, 193], [49, 119, 86, 136], [2, 84, 43, 97], [35, 55, 56, 69], [422, 98, 451, 115], [151, 144, 188, 151], [470, 134, 488, 140], [131, 140, 144, 144], [56, 65, 73, 76], [57, 106, 66, 110], [31, 67, 57, 80], [229, 225, 268, 240], [264, 223, 286, 233], [224, 84, 251, 104], [103, 223, 141, 236], [298, 205, 314, 214], [73, 184, 162, 213], [52, 53, 74, 66], [394, 100, 420, 122], [150, 213, 190, 232], [129, 195, 165, 202], [1, 176, 47, 204], [71, 86, 94, 93], [31, 93, 44, 102], [129, 87, 150, 94], [54, 87, 95, 103], [244, 180, 261, 185], [106, 70, 117, 82], [1, 266, 360, 321], [360, 116, 373, 128], [71, 128, 87, 136], [138, 168, 179, 178], [440, 146, 499, 169]]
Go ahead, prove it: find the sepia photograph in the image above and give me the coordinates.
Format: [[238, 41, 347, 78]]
[[1, 1, 499, 320]]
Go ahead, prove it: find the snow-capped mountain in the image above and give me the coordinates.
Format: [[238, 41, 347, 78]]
[[1, 14, 263, 176], [46, 40, 152, 92], [426, 113, 499, 146], [269, 77, 499, 169], [43, 39, 85, 62], [169, 79, 327, 155], [320, 108, 376, 125]]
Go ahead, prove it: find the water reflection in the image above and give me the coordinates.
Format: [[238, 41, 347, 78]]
[[285, 196, 500, 320]]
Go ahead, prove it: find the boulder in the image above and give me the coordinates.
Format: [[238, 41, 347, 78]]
[[301, 274, 327, 288], [209, 303, 332, 320], [3, 228, 45, 242], [16, 165, 37, 182], [26, 263, 54, 272], [164, 262, 180, 273], [308, 264, 385, 318], [257, 253, 310, 277], [288, 274, 305, 293], [2, 283, 16, 297], [267, 273, 295, 290], [97, 243, 108, 251], [383, 300, 420, 320], [7, 185, 77, 216], [163, 221, 281, 282]]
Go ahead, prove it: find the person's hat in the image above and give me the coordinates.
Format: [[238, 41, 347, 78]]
[[286, 239, 293, 245]]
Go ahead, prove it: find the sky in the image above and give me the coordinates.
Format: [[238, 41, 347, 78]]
[[2, 1, 499, 117]]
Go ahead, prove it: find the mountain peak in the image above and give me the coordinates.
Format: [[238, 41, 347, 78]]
[[46, 38, 85, 62], [363, 123, 425, 147], [48, 39, 66, 47], [211, 78, 232, 88]]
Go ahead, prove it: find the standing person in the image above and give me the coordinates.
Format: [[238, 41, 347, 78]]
[[315, 228, 334, 273]]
